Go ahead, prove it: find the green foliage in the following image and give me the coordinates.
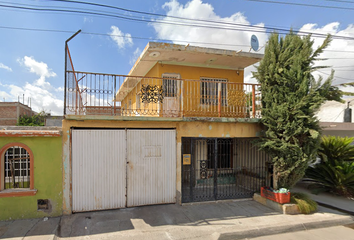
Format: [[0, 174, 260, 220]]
[[291, 192, 318, 214], [253, 32, 343, 189], [17, 111, 46, 126], [318, 136, 354, 165], [306, 161, 354, 197]]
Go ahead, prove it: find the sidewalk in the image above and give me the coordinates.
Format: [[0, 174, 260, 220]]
[[293, 182, 354, 214], [1, 199, 353, 240]]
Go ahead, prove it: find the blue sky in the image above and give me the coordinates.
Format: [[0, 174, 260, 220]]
[[1, 0, 354, 115]]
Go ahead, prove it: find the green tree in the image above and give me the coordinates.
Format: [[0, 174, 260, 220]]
[[253, 32, 343, 189], [17, 111, 47, 126]]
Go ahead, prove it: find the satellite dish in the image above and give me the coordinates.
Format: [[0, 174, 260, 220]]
[[251, 35, 259, 52]]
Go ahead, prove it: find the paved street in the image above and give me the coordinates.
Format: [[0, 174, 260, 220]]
[[1, 199, 353, 239], [247, 225, 354, 240]]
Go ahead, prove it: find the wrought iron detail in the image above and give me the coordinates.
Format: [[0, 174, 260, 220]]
[[227, 90, 247, 107], [200, 160, 207, 179], [139, 85, 164, 103], [181, 137, 270, 203]]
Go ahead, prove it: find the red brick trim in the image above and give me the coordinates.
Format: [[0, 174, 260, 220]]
[[0, 189, 37, 197], [0, 130, 61, 137]]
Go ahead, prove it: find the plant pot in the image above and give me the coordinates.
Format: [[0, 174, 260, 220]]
[[261, 186, 291, 204]]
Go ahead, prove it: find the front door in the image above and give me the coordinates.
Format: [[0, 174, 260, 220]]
[[162, 74, 180, 117]]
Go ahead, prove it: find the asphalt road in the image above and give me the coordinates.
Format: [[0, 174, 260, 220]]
[[246, 225, 354, 240]]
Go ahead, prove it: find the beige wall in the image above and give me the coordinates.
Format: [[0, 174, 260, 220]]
[[62, 117, 262, 214]]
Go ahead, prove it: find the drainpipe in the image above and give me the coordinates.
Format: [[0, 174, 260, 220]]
[[64, 29, 81, 116], [344, 101, 352, 123]]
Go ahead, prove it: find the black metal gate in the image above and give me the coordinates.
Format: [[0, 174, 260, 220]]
[[182, 137, 270, 203]]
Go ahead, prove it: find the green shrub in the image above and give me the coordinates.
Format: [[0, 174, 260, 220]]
[[291, 192, 318, 214], [17, 111, 46, 126], [305, 161, 354, 197], [319, 136, 354, 164]]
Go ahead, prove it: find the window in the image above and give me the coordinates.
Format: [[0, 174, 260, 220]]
[[4, 146, 30, 189], [162, 74, 179, 97], [200, 78, 227, 106], [0, 143, 35, 197]]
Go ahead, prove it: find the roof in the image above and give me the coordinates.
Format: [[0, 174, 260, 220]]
[[320, 122, 354, 131], [116, 42, 263, 101]]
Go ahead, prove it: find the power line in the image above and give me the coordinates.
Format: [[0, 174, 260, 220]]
[[324, 0, 354, 4], [0, 25, 255, 48], [1, 2, 354, 42], [3, 23, 354, 55], [246, 0, 354, 11], [318, 70, 353, 81]]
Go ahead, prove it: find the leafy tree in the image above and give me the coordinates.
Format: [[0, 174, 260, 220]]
[[17, 111, 47, 126], [253, 32, 343, 189]]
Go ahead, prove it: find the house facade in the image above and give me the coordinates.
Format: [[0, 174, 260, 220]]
[[0, 127, 63, 221], [62, 42, 270, 214]]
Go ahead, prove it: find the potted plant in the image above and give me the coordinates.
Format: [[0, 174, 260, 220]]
[[261, 187, 291, 204]]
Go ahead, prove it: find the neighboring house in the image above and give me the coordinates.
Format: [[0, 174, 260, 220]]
[[62, 42, 270, 214], [317, 100, 354, 144], [0, 127, 63, 221], [0, 102, 35, 126]]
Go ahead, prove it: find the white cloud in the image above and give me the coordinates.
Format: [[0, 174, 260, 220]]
[[109, 26, 133, 49], [152, 0, 267, 51], [152, 0, 267, 83], [18, 56, 57, 87], [130, 47, 141, 65], [0, 63, 12, 72], [0, 56, 63, 115], [1, 82, 63, 115], [299, 23, 354, 87], [84, 17, 93, 23]]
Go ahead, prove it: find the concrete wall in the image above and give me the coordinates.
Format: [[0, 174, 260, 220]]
[[0, 132, 63, 220], [62, 117, 262, 214]]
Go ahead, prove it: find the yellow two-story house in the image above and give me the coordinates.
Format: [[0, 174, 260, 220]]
[[62, 42, 270, 214]]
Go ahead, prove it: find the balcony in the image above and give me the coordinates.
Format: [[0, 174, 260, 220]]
[[65, 71, 262, 119]]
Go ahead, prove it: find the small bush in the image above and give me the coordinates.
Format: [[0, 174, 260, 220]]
[[305, 161, 354, 198], [291, 192, 317, 214]]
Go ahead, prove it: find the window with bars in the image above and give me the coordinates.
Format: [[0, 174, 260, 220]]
[[200, 78, 227, 106], [162, 74, 179, 97], [4, 146, 31, 189]]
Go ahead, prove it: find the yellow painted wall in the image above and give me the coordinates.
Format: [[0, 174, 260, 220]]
[[122, 63, 245, 117], [62, 118, 261, 143]]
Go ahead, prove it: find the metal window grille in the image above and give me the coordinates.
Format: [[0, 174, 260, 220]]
[[4, 146, 30, 189], [162, 75, 178, 97], [200, 78, 227, 106]]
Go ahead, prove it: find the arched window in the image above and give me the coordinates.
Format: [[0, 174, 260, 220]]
[[0, 143, 34, 195]]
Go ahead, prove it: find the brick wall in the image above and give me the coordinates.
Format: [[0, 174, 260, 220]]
[[0, 106, 17, 119], [0, 102, 35, 126]]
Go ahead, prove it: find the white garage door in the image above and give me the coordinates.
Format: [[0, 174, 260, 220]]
[[72, 130, 126, 212], [127, 130, 176, 207], [72, 129, 176, 212]]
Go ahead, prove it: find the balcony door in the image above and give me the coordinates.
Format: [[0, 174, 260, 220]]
[[162, 73, 180, 117]]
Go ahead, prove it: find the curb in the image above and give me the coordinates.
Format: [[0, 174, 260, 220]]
[[218, 216, 354, 240]]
